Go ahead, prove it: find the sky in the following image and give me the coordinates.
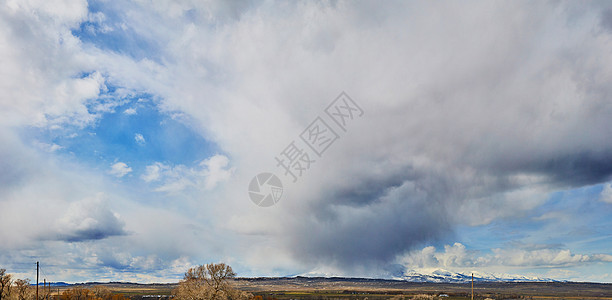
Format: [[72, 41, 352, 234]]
[[1, 0, 612, 283]]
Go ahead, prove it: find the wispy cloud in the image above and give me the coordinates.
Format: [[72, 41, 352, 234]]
[[134, 133, 146, 146], [109, 162, 132, 178], [142, 154, 233, 193], [142, 162, 164, 182]]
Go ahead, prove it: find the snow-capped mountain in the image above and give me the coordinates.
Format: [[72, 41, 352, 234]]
[[298, 267, 557, 283], [397, 268, 556, 283]]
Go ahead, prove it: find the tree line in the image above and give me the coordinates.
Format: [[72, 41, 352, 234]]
[[1, 269, 47, 300], [0, 263, 252, 300]]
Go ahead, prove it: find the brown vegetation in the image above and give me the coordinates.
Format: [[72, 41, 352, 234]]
[[60, 286, 129, 300], [174, 263, 252, 300], [0, 268, 134, 300], [0, 269, 12, 300], [14, 279, 32, 300]]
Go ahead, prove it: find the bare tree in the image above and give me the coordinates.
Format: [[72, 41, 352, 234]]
[[91, 286, 112, 300], [60, 287, 95, 300], [0, 269, 12, 300], [13, 279, 31, 300], [175, 263, 251, 300]]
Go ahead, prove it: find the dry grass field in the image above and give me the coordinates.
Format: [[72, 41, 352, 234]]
[[54, 277, 612, 300]]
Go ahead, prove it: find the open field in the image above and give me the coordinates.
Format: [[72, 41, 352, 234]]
[[57, 277, 612, 300]]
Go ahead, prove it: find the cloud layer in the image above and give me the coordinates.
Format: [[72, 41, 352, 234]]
[[401, 243, 612, 269], [0, 0, 611, 283]]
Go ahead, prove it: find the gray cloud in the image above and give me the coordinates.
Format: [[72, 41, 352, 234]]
[[54, 195, 127, 242], [530, 151, 612, 187], [247, 1, 612, 272], [290, 185, 453, 270], [601, 8, 612, 32], [114, 0, 612, 275]]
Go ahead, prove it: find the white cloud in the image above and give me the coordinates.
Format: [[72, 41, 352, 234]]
[[33, 141, 64, 152], [154, 177, 193, 193], [491, 248, 611, 267], [400, 243, 482, 269], [134, 133, 146, 145], [600, 183, 612, 203], [141, 162, 165, 182], [109, 162, 132, 178], [199, 154, 234, 190], [592, 254, 612, 262], [399, 243, 612, 269], [142, 155, 233, 192], [124, 107, 137, 115], [55, 193, 126, 242], [86, 11, 113, 34]]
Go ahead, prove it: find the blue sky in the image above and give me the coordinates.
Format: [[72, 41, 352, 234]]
[[1, 0, 612, 284], [32, 91, 215, 176]]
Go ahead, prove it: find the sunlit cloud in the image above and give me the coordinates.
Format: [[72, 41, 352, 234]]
[[109, 162, 132, 178]]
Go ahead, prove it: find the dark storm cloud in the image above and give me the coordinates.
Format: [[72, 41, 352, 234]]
[[329, 166, 415, 207], [56, 225, 126, 242], [474, 149, 612, 189], [58, 230, 122, 243], [298, 123, 612, 270], [269, 1, 612, 273], [291, 194, 452, 270], [288, 165, 457, 270], [534, 151, 612, 187]]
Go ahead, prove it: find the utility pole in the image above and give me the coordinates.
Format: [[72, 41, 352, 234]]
[[36, 262, 39, 300], [471, 273, 474, 300], [43, 279, 46, 300]]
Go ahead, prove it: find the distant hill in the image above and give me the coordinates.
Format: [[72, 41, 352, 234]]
[[30, 282, 71, 287]]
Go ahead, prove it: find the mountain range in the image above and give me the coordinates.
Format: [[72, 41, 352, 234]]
[[299, 267, 558, 283]]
